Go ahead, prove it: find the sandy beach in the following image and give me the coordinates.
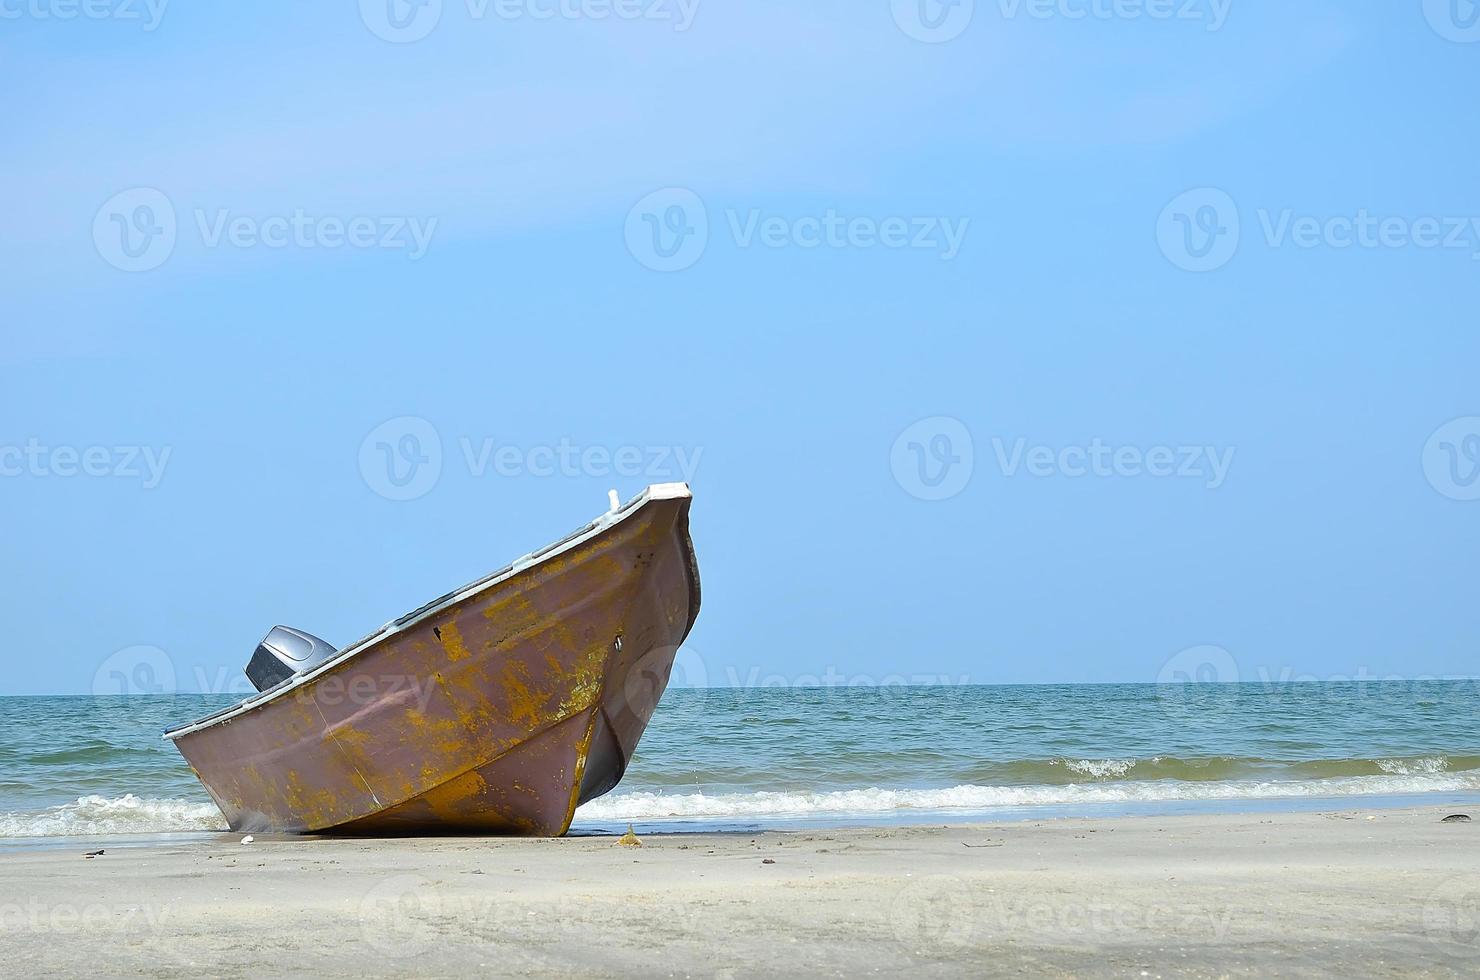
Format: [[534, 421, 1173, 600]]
[[2, 806, 1477, 978]]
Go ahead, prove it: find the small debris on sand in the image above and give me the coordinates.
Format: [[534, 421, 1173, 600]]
[[617, 824, 642, 848], [83, 849, 105, 859], [241, 835, 256, 845], [762, 858, 776, 865], [1441, 814, 1472, 823]]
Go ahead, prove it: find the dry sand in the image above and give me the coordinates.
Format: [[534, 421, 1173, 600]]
[[3, 806, 1478, 978]]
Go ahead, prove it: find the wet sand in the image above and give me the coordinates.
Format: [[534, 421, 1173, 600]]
[[2, 806, 1477, 978]]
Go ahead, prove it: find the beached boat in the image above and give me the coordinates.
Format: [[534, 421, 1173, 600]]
[[165, 484, 700, 836]]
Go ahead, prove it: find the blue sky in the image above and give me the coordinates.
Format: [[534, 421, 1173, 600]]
[[2, 0, 1478, 695]]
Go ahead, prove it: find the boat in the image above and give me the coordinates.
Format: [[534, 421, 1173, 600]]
[[164, 483, 700, 836]]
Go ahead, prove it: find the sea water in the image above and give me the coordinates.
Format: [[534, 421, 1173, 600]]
[[3, 682, 1479, 840]]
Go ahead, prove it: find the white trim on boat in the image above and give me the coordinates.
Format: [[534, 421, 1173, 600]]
[[163, 483, 691, 741]]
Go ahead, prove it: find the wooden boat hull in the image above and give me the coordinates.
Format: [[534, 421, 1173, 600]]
[[165, 484, 700, 836]]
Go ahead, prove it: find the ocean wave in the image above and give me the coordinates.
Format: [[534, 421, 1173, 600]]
[[8, 764, 1480, 838], [1056, 757, 1140, 779], [0, 794, 226, 838], [1376, 756, 1450, 775], [575, 771, 1480, 821], [966, 754, 1480, 785]]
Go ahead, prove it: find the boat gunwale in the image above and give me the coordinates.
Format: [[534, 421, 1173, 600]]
[[162, 482, 693, 741]]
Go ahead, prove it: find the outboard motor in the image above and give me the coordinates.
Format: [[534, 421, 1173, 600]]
[[245, 626, 338, 692]]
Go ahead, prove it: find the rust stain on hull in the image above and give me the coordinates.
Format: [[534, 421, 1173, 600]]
[[168, 486, 701, 837]]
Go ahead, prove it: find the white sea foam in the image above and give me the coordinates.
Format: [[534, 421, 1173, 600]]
[[1375, 756, 1449, 776], [575, 771, 1480, 822], [1058, 757, 1140, 779], [6, 769, 1479, 837], [0, 794, 227, 838]]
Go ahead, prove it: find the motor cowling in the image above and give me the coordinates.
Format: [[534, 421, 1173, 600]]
[[245, 625, 338, 692]]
